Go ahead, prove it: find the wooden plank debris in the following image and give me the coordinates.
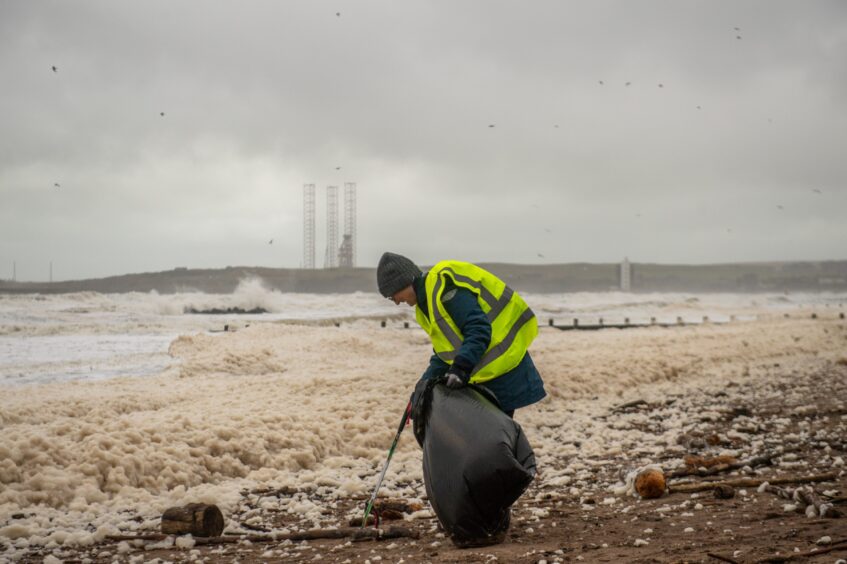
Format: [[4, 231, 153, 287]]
[[669, 472, 838, 494], [108, 525, 419, 545], [161, 504, 224, 537]]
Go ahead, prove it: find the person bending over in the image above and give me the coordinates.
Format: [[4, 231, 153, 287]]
[[377, 252, 546, 417]]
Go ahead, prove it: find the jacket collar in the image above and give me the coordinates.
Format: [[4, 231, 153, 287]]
[[413, 273, 428, 312]]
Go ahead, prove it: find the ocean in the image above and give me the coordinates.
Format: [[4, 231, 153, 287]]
[[1, 276, 843, 387]]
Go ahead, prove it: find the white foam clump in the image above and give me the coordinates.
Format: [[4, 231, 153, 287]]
[[1, 321, 431, 547], [175, 535, 196, 549], [0, 524, 30, 540]]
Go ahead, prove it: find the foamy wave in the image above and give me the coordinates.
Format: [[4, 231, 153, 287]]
[[177, 276, 281, 313]]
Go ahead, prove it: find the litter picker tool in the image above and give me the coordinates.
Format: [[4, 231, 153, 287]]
[[360, 400, 412, 528]]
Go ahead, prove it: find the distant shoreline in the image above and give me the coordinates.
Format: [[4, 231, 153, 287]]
[[2, 260, 846, 294]]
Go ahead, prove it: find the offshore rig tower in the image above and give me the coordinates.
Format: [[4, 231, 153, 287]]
[[302, 182, 357, 269]]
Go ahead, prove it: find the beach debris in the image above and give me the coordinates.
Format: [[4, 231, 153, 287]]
[[161, 503, 224, 537], [348, 500, 423, 526], [611, 398, 648, 412], [611, 398, 676, 413], [707, 551, 740, 563], [249, 485, 300, 498], [616, 464, 667, 499], [635, 467, 667, 499], [670, 453, 774, 478], [349, 515, 377, 527], [669, 471, 838, 494], [108, 525, 419, 545], [713, 484, 736, 499], [756, 483, 843, 518], [684, 454, 738, 469]]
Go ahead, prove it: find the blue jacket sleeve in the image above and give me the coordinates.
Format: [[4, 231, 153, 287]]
[[443, 286, 492, 374], [421, 352, 449, 380]]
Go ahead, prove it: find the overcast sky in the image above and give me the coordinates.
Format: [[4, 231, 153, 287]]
[[1, 1, 845, 281]]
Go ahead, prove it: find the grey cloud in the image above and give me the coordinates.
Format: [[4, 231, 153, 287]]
[[1, 0, 845, 281]]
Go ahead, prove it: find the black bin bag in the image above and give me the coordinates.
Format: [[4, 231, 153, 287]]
[[411, 378, 536, 547]]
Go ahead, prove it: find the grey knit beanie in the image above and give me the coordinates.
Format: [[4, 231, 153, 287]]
[[377, 252, 421, 297]]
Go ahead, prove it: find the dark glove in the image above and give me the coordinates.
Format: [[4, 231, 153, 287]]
[[445, 365, 469, 389]]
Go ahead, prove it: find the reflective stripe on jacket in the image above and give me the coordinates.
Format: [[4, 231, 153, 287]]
[[414, 260, 538, 383]]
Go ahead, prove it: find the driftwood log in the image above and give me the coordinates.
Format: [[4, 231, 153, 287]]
[[161, 504, 224, 537], [669, 471, 837, 494], [107, 525, 419, 545], [706, 552, 740, 564], [670, 453, 774, 479]]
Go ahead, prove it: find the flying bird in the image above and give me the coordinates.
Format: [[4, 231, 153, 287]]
[[696, 105, 702, 109], [160, 112, 165, 117], [268, 239, 273, 245], [553, 124, 559, 128], [736, 35, 742, 40], [53, 182, 60, 188], [335, 166, 341, 170], [51, 65, 58, 73], [812, 188, 822, 194], [657, 83, 664, 88], [336, 11, 340, 16], [734, 27, 740, 31], [598, 80, 604, 85], [776, 205, 784, 210], [537, 253, 545, 258], [488, 124, 495, 128], [625, 81, 631, 86]]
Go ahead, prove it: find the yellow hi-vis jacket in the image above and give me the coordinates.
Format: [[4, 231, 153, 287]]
[[414, 260, 538, 383]]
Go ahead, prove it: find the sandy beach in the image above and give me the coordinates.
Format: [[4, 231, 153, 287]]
[[2, 296, 846, 563]]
